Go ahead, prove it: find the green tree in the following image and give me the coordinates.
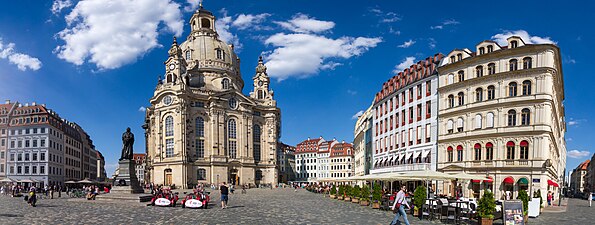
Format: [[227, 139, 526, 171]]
[[338, 185, 345, 197], [478, 190, 496, 219], [372, 183, 382, 202], [413, 186, 427, 210], [518, 189, 529, 216], [345, 185, 352, 197], [330, 185, 336, 195], [353, 185, 361, 199], [361, 184, 370, 201]]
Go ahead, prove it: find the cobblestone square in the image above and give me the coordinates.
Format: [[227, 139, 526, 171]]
[[0, 189, 591, 224]]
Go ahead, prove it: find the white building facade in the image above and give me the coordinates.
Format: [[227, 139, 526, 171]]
[[354, 105, 373, 177]]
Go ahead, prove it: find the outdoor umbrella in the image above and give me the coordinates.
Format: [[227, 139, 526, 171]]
[[20, 179, 35, 183], [78, 179, 94, 184], [446, 172, 488, 181], [65, 180, 78, 184], [0, 177, 17, 183]]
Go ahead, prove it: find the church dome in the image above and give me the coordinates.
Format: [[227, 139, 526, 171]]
[[179, 5, 242, 90]]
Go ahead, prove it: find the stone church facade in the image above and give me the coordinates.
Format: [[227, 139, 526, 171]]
[[144, 6, 281, 188]]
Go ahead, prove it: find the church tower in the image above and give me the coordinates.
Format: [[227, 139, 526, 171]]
[[164, 37, 188, 85], [250, 56, 276, 106]]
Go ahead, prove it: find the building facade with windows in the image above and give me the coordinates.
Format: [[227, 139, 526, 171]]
[[133, 153, 147, 185], [96, 151, 107, 182], [295, 137, 325, 183], [144, 6, 281, 188], [354, 105, 373, 177], [371, 54, 442, 176], [1, 100, 102, 187], [436, 36, 567, 201], [570, 159, 589, 194], [277, 142, 296, 184], [329, 142, 354, 178]]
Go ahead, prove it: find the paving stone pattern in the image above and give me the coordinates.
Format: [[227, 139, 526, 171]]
[[0, 189, 589, 224]]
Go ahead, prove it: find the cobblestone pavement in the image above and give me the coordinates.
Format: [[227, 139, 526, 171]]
[[0, 189, 590, 224]]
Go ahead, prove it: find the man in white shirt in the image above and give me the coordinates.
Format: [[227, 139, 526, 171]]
[[390, 185, 410, 225], [589, 192, 592, 207]]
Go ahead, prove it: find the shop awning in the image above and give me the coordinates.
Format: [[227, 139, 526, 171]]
[[393, 155, 400, 163], [406, 152, 413, 161], [388, 157, 394, 164], [503, 177, 514, 184], [518, 177, 529, 185], [422, 150, 430, 158], [548, 179, 559, 187], [484, 176, 493, 183], [471, 179, 482, 183], [413, 151, 421, 159]]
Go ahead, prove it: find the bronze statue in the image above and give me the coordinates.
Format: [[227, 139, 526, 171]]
[[120, 127, 134, 160]]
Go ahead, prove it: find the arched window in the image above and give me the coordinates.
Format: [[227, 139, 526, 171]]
[[507, 110, 517, 126], [228, 119, 237, 159], [201, 18, 211, 28], [487, 85, 496, 100], [258, 90, 263, 99], [196, 117, 204, 137], [456, 145, 463, 161], [487, 45, 493, 53], [476, 66, 483, 77], [475, 114, 482, 129], [485, 142, 494, 160], [165, 116, 174, 137], [253, 125, 261, 162], [457, 71, 465, 82], [506, 141, 515, 160], [509, 59, 518, 71], [447, 74, 454, 84], [195, 117, 205, 158], [448, 95, 455, 108], [474, 143, 481, 161], [486, 112, 494, 128], [447, 120, 454, 134], [166, 74, 173, 83], [488, 63, 496, 75], [510, 40, 518, 48], [522, 80, 532, 96], [447, 146, 453, 162], [521, 108, 530, 125], [222, 78, 230, 89], [186, 50, 191, 60], [457, 92, 464, 106], [476, 88, 483, 102], [457, 117, 464, 132], [255, 170, 263, 181], [479, 47, 485, 55], [508, 82, 517, 97], [523, 57, 532, 69], [197, 168, 206, 180], [520, 141, 529, 160]]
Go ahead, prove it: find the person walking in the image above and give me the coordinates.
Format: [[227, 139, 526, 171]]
[[589, 192, 593, 207], [390, 185, 410, 225], [220, 182, 229, 209], [547, 191, 552, 206]]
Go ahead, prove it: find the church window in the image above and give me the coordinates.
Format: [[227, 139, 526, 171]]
[[222, 78, 230, 89], [253, 125, 261, 162], [197, 169, 206, 180], [186, 50, 191, 60], [196, 116, 205, 158], [201, 18, 210, 29], [216, 49, 225, 61], [165, 116, 174, 137], [258, 90, 263, 99], [228, 119, 237, 159], [196, 117, 204, 137], [166, 139, 174, 157]]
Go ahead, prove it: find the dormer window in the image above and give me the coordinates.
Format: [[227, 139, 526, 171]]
[[450, 56, 455, 63], [201, 18, 211, 29], [487, 45, 493, 53], [185, 50, 191, 60], [510, 40, 518, 48], [479, 47, 485, 55], [457, 54, 462, 61]]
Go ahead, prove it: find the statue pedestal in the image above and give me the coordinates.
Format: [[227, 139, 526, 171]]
[[111, 160, 144, 194]]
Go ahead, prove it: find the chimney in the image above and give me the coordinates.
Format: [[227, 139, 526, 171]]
[[32, 102, 36, 106], [5, 100, 10, 104], [307, 137, 310, 141], [25, 103, 29, 107]]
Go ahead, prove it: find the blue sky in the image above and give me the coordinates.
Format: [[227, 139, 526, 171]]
[[0, 0, 592, 177]]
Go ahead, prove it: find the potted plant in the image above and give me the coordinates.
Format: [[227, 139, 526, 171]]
[[352, 185, 361, 203], [360, 185, 370, 206], [344, 185, 352, 201], [413, 186, 427, 217], [329, 185, 337, 199], [518, 190, 529, 223], [337, 185, 344, 200], [372, 183, 382, 209], [477, 190, 496, 225]]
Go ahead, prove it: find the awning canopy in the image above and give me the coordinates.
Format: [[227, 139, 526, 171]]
[[406, 152, 413, 160], [422, 150, 430, 158], [503, 177, 514, 184], [548, 179, 559, 187], [484, 176, 493, 183], [413, 151, 421, 159], [393, 155, 400, 163], [518, 178, 529, 185]]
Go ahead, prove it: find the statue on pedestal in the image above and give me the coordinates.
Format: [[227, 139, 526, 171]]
[[120, 127, 134, 161]]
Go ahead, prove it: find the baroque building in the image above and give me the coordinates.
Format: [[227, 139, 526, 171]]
[[436, 36, 566, 201], [144, 6, 281, 188]]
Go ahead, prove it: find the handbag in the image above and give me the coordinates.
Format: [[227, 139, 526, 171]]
[[393, 197, 403, 213]]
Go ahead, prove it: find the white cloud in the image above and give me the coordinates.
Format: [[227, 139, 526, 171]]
[[567, 118, 585, 127], [491, 30, 556, 46], [568, 150, 591, 159], [352, 110, 364, 119], [567, 138, 573, 142], [430, 19, 459, 29], [393, 57, 416, 73], [275, 14, 335, 33], [0, 38, 42, 71], [347, 89, 357, 95], [51, 0, 73, 15], [368, 7, 401, 23], [263, 33, 381, 80], [184, 0, 200, 12], [398, 39, 415, 48], [232, 13, 271, 30], [428, 38, 437, 49], [138, 106, 146, 112], [54, 0, 184, 70], [568, 121, 578, 126], [215, 8, 241, 51]]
